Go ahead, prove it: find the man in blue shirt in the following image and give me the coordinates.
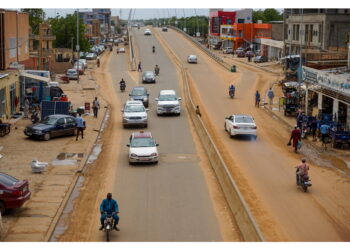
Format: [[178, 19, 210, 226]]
[[100, 193, 120, 231], [320, 123, 330, 148], [75, 113, 85, 141]]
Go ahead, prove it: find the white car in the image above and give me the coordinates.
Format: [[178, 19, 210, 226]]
[[127, 131, 159, 164], [117, 47, 125, 53], [86, 53, 97, 60], [66, 69, 78, 80], [223, 47, 233, 54], [122, 101, 148, 128], [78, 59, 88, 69], [187, 55, 197, 64], [144, 29, 152, 35], [155, 90, 181, 116], [224, 114, 257, 139]]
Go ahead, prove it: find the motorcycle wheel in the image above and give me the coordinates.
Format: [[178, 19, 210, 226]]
[[302, 184, 308, 192], [106, 229, 110, 242]]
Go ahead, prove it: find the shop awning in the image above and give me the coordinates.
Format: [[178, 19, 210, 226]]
[[20, 71, 50, 83]]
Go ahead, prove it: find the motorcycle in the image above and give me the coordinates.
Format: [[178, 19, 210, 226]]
[[154, 67, 160, 76], [103, 213, 116, 242], [31, 111, 40, 124], [296, 168, 312, 192], [152, 47, 155, 53], [229, 89, 235, 99], [120, 82, 126, 92]]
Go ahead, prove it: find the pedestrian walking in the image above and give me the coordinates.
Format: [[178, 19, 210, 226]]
[[195, 105, 202, 117], [255, 91, 261, 107], [138, 62, 142, 72], [288, 126, 301, 153], [97, 57, 100, 68], [92, 97, 100, 118], [320, 123, 330, 150], [24, 98, 30, 118], [267, 88, 274, 107], [75, 113, 85, 141]]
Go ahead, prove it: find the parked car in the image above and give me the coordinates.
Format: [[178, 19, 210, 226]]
[[0, 172, 31, 213], [78, 59, 88, 69], [235, 48, 244, 54], [127, 131, 159, 164], [74, 62, 85, 75], [117, 47, 125, 53], [155, 90, 181, 116], [24, 114, 77, 141], [162, 27, 168, 32], [254, 55, 268, 63], [144, 29, 152, 35], [224, 114, 257, 139], [223, 47, 233, 54], [122, 100, 148, 128], [187, 54, 198, 63], [129, 87, 150, 107], [237, 51, 245, 58], [142, 71, 156, 83], [245, 51, 255, 57], [79, 52, 88, 59], [86, 53, 97, 60], [66, 69, 78, 80]]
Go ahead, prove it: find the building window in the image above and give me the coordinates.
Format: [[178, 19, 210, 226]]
[[310, 24, 313, 42], [9, 38, 16, 58], [292, 24, 296, 40], [318, 24, 322, 44], [305, 24, 309, 42], [296, 24, 300, 41]]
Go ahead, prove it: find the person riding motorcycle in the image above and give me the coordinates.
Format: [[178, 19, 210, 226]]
[[99, 193, 120, 231], [152, 46, 155, 53], [229, 84, 235, 97], [119, 78, 126, 90], [97, 57, 100, 67], [154, 65, 160, 76], [296, 159, 309, 185]]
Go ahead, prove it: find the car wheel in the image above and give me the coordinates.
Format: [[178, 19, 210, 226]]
[[43, 132, 51, 141], [0, 200, 5, 214], [230, 129, 234, 138]]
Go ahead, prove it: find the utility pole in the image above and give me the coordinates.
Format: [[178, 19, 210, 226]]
[[299, 8, 304, 113], [76, 9, 80, 83], [183, 9, 187, 33]]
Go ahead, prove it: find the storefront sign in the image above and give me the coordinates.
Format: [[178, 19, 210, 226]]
[[302, 66, 350, 96]]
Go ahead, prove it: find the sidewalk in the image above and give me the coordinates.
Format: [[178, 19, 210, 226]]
[[0, 55, 108, 241]]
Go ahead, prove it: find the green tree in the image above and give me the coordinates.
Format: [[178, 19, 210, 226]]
[[49, 13, 90, 52], [21, 8, 45, 34], [253, 8, 283, 23]]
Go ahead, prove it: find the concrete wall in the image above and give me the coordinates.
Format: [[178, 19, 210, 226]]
[[326, 15, 350, 49], [3, 11, 29, 69], [271, 23, 283, 41]]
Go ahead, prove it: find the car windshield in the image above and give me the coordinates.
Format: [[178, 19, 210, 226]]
[[68, 70, 76, 73], [125, 105, 145, 112], [235, 116, 254, 123], [131, 138, 155, 147], [0, 173, 19, 186], [131, 89, 146, 96], [159, 94, 177, 101], [145, 72, 154, 77], [42, 116, 59, 125]]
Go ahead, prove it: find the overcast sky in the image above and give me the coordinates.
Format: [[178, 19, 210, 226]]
[[44, 8, 245, 20]]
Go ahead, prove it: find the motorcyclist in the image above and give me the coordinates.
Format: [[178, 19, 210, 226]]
[[99, 193, 120, 231], [296, 159, 309, 185], [97, 57, 100, 68], [154, 65, 160, 76], [229, 84, 235, 96], [152, 46, 155, 53], [119, 78, 126, 90]]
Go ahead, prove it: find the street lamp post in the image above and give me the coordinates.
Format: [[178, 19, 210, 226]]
[[77, 9, 80, 84]]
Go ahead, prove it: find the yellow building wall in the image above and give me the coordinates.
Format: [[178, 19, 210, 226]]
[[0, 71, 20, 120]]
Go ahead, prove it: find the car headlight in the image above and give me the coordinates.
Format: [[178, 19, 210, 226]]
[[131, 153, 137, 157], [150, 153, 157, 157], [141, 116, 147, 119], [34, 130, 43, 135], [143, 97, 147, 101]]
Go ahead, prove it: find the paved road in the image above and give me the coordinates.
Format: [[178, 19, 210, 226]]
[[157, 28, 350, 241], [104, 29, 222, 241]]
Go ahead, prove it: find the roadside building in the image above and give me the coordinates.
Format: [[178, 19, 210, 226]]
[[79, 9, 111, 39], [285, 9, 350, 54], [0, 71, 21, 119], [0, 9, 29, 70]]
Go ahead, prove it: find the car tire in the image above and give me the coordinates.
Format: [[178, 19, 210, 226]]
[[0, 200, 5, 214], [43, 132, 51, 141], [230, 129, 234, 138]]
